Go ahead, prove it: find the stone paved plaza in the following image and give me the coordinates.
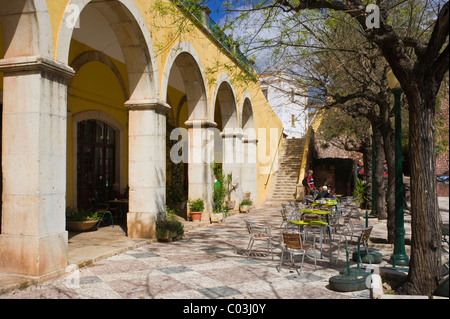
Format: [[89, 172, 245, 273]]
[[0, 199, 448, 301]]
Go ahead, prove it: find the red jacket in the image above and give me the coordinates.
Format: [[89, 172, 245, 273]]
[[307, 175, 315, 189]]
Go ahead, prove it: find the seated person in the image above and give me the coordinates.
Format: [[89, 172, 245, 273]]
[[316, 186, 335, 200]]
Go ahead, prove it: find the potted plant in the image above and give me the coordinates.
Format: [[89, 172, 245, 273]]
[[239, 198, 253, 213], [225, 173, 238, 210], [156, 207, 184, 242], [210, 210, 225, 223], [66, 207, 101, 232], [188, 198, 204, 221], [213, 164, 226, 210]]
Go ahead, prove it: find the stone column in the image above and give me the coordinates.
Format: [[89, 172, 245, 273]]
[[220, 129, 244, 207], [185, 119, 215, 221], [125, 100, 170, 238], [0, 56, 74, 276], [242, 137, 258, 203]]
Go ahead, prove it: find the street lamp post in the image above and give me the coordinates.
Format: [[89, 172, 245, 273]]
[[387, 70, 410, 267]]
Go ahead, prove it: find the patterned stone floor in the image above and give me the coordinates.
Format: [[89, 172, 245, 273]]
[[0, 199, 447, 301]]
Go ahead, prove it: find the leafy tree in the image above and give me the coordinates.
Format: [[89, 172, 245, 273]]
[[216, 0, 448, 295]]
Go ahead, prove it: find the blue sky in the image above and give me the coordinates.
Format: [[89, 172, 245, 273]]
[[202, 0, 227, 22]]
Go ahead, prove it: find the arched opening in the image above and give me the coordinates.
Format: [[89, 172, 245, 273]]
[[163, 43, 212, 220], [242, 97, 256, 138], [213, 77, 241, 207], [241, 96, 258, 203], [61, 0, 159, 237]]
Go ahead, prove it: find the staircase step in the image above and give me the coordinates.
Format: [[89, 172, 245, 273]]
[[267, 137, 306, 201]]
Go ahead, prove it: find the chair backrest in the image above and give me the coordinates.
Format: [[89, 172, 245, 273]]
[[360, 226, 373, 244], [303, 214, 319, 222], [280, 209, 288, 222], [282, 232, 304, 249], [245, 220, 271, 237]]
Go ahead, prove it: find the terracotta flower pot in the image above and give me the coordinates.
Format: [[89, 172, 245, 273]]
[[190, 211, 202, 221]]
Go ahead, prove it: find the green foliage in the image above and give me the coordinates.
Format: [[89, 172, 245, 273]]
[[188, 198, 205, 212], [212, 164, 227, 213], [156, 208, 184, 242], [66, 207, 101, 222], [352, 178, 369, 207], [225, 173, 239, 201], [240, 198, 253, 206]]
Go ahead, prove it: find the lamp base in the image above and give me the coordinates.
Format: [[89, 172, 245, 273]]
[[389, 254, 410, 267]]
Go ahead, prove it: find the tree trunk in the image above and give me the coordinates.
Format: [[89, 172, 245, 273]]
[[373, 126, 387, 220], [380, 106, 396, 243], [363, 141, 373, 210], [398, 83, 442, 296]]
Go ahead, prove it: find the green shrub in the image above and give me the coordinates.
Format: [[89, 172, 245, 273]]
[[213, 164, 226, 212], [156, 210, 184, 242], [188, 198, 204, 212], [240, 198, 253, 206], [66, 207, 101, 221]]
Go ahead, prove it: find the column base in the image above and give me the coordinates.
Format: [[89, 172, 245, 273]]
[[127, 212, 156, 239], [0, 232, 68, 277]]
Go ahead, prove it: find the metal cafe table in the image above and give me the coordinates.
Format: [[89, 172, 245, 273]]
[[289, 208, 333, 263]]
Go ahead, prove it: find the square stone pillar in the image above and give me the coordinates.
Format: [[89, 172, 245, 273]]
[[125, 100, 170, 238], [185, 120, 215, 221], [220, 129, 244, 206], [0, 56, 74, 276], [242, 137, 258, 203]]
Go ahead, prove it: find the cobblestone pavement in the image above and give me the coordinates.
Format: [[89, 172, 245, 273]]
[[0, 199, 447, 301]]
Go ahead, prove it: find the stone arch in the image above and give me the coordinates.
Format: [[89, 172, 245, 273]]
[[241, 91, 256, 138], [161, 41, 209, 120], [56, 0, 158, 101], [240, 91, 257, 202], [212, 73, 239, 131], [69, 51, 128, 100], [0, 0, 53, 58]]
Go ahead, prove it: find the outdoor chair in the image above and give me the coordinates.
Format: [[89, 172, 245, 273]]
[[339, 196, 361, 219], [96, 208, 115, 228], [355, 226, 373, 266], [281, 204, 302, 230], [335, 226, 373, 266], [244, 220, 275, 260], [277, 231, 317, 276], [330, 211, 353, 241]]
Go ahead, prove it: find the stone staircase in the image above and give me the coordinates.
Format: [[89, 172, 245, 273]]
[[267, 137, 305, 201]]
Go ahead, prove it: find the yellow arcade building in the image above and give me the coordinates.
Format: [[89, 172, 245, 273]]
[[0, 0, 283, 278]]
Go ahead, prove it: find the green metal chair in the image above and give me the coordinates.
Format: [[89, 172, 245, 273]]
[[96, 208, 114, 228]]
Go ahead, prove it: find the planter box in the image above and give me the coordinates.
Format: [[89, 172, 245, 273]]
[[225, 201, 236, 210], [210, 213, 224, 223], [239, 205, 251, 213]]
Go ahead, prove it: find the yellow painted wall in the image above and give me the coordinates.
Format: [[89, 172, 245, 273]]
[[41, 0, 284, 205]]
